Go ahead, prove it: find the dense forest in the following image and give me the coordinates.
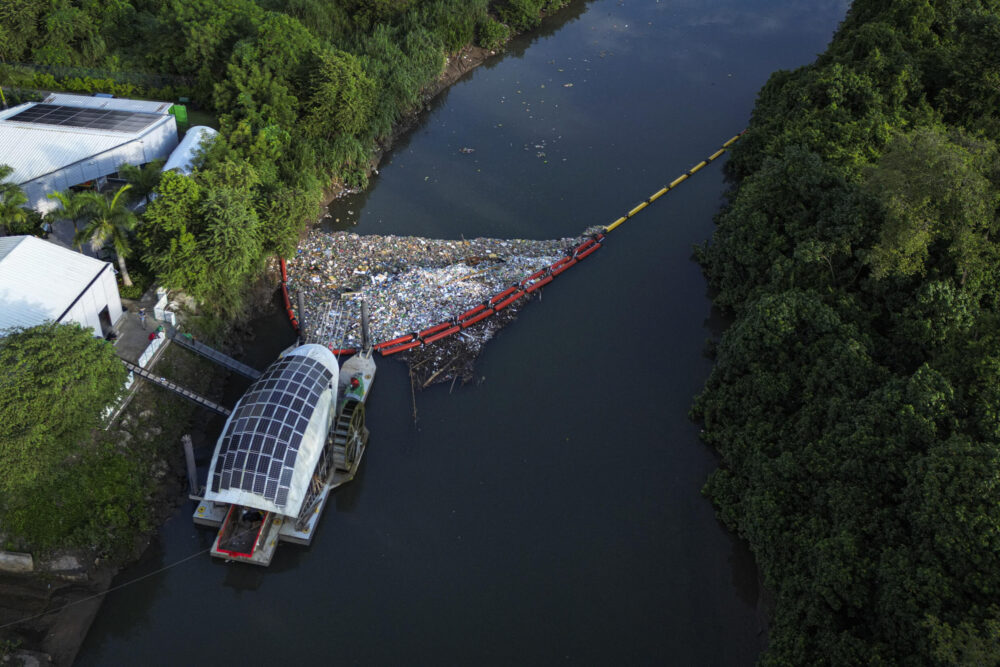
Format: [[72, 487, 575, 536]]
[[0, 0, 568, 313], [694, 0, 1000, 663]]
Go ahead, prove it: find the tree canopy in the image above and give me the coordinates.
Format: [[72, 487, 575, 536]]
[[0, 0, 572, 313], [696, 0, 1000, 663], [73, 184, 139, 286], [0, 323, 132, 550], [0, 164, 30, 236]]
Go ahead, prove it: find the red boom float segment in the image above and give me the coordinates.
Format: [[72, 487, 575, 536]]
[[489, 286, 519, 305], [375, 334, 416, 350], [493, 290, 525, 311], [525, 275, 553, 293], [380, 339, 422, 356], [278, 258, 300, 331], [418, 322, 452, 338], [550, 257, 577, 275], [458, 304, 487, 321], [520, 269, 547, 288], [573, 239, 596, 257], [461, 308, 495, 328], [424, 325, 461, 345]]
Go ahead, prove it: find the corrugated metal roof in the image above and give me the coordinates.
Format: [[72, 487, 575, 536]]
[[43, 93, 173, 114], [0, 236, 110, 332], [0, 102, 33, 122], [0, 102, 172, 184]]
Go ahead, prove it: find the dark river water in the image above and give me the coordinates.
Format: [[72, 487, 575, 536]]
[[78, 1, 847, 664]]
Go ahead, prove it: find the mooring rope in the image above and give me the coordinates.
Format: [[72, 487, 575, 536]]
[[0, 547, 212, 631]]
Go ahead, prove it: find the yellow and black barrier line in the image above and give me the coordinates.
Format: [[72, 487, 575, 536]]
[[604, 132, 745, 233]]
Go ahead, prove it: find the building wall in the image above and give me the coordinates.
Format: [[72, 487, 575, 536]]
[[23, 116, 179, 214], [60, 264, 124, 336]]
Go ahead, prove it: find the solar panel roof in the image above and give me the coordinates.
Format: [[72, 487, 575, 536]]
[[209, 354, 334, 508], [6, 104, 161, 134]]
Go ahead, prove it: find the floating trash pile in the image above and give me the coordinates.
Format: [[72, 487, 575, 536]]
[[286, 230, 585, 385]]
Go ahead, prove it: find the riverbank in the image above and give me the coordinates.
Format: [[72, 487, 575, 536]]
[[0, 338, 235, 664], [0, 12, 569, 666], [315, 43, 496, 212]]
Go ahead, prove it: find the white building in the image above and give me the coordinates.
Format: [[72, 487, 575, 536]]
[[0, 235, 123, 337], [0, 93, 178, 214]]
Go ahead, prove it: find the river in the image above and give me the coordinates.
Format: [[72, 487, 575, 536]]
[[77, 1, 848, 664]]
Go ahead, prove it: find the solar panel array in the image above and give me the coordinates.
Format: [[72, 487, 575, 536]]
[[210, 355, 334, 508], [6, 104, 161, 134]]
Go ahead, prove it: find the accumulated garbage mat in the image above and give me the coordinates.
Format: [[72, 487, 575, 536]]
[[403, 307, 520, 388], [286, 230, 585, 386]]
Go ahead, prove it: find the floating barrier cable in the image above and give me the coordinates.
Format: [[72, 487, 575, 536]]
[[603, 132, 743, 233], [281, 133, 744, 356], [0, 547, 213, 631]]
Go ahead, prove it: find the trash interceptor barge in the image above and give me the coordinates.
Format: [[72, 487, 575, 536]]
[[193, 343, 375, 566]]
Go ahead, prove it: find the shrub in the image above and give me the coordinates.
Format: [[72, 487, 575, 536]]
[[118, 261, 153, 300], [476, 17, 512, 51], [497, 0, 544, 31]]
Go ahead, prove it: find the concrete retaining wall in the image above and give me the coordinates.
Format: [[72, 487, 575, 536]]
[[0, 550, 34, 573]]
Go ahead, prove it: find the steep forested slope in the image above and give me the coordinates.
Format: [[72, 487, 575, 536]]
[[695, 1, 1000, 663]]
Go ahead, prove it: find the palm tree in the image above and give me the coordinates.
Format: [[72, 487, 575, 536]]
[[118, 159, 165, 206], [46, 189, 90, 242], [74, 184, 138, 286], [0, 164, 29, 236]]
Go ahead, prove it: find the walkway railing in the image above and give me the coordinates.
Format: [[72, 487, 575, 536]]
[[170, 333, 262, 379], [120, 359, 232, 416], [137, 332, 166, 368]]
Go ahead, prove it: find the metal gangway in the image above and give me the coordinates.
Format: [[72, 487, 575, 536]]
[[120, 359, 232, 416], [169, 332, 262, 379]]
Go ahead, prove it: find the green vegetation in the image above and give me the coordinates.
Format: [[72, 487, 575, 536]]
[[0, 166, 44, 238], [1, 0, 570, 316], [694, 1, 1000, 663], [119, 159, 164, 207], [0, 323, 226, 558], [0, 638, 22, 661], [477, 16, 513, 51], [0, 323, 129, 552], [0, 165, 29, 235], [46, 189, 90, 236], [73, 184, 138, 286]]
